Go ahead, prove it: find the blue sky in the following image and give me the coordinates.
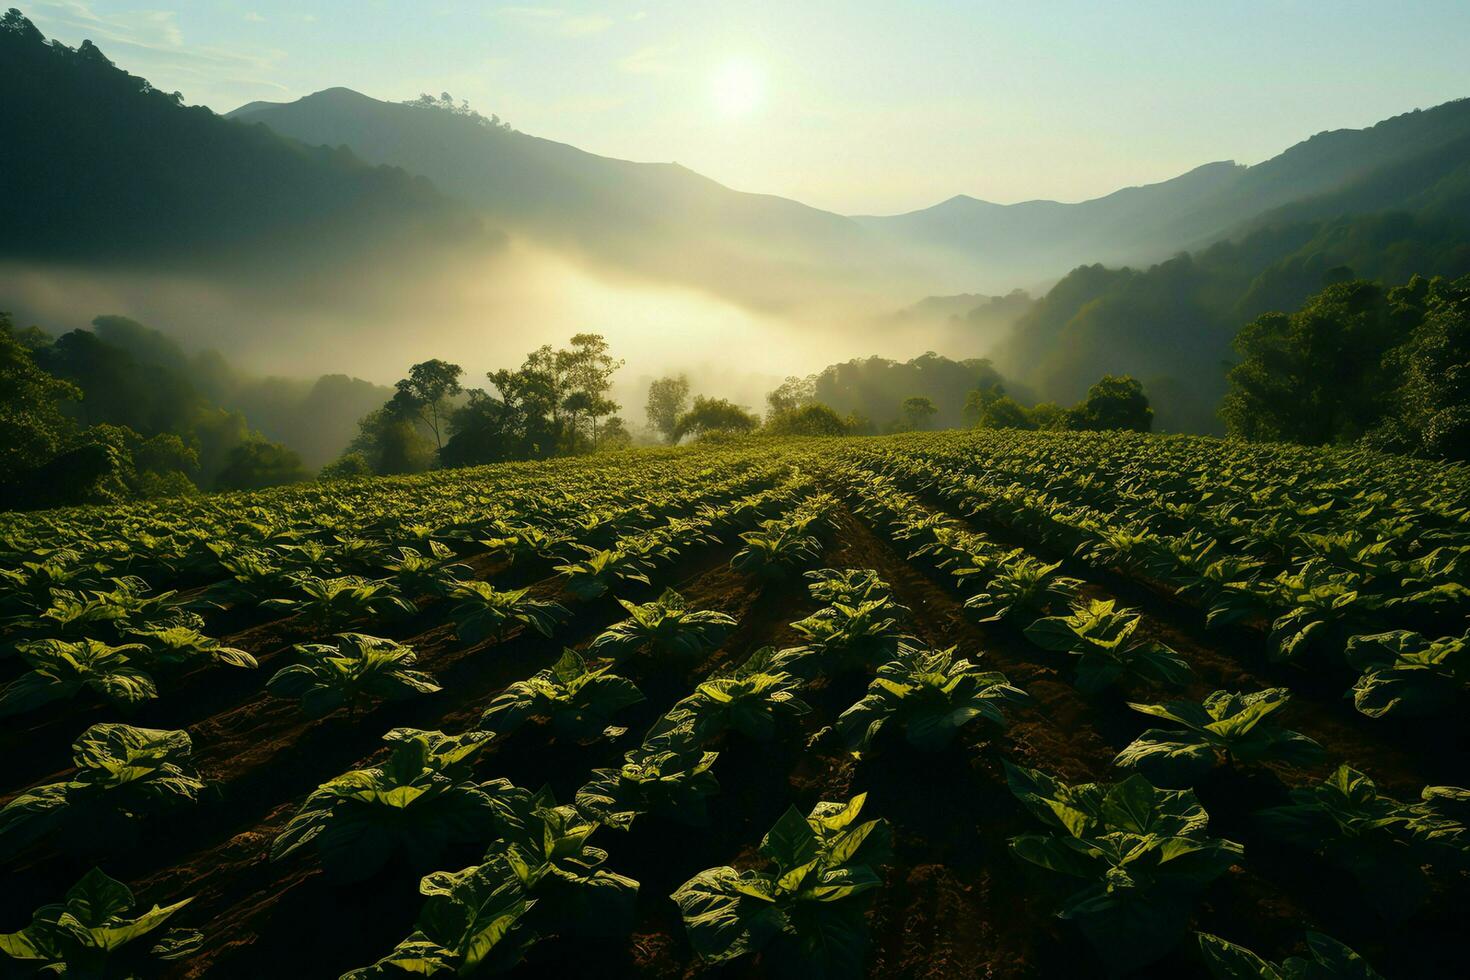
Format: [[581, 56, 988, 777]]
[[24, 1, 1470, 213]]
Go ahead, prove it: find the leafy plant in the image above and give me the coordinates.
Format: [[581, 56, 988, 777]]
[[342, 858, 537, 978], [1196, 931, 1384, 980], [1004, 763, 1243, 973], [0, 723, 204, 856], [1114, 688, 1324, 787], [803, 568, 899, 606], [261, 574, 416, 628], [1343, 629, 1468, 718], [554, 545, 653, 601], [835, 644, 1028, 756], [449, 582, 566, 645], [125, 624, 257, 670], [654, 647, 811, 742], [478, 522, 568, 567], [586, 588, 736, 661], [491, 788, 640, 937], [0, 639, 157, 717], [1264, 560, 1375, 661], [963, 556, 1082, 624], [0, 867, 201, 977], [789, 598, 909, 674], [730, 521, 822, 581], [384, 542, 472, 598], [266, 633, 440, 718], [272, 728, 509, 881], [671, 793, 890, 979], [576, 725, 720, 830], [1256, 764, 1470, 918], [1024, 599, 1192, 694], [479, 648, 643, 739]]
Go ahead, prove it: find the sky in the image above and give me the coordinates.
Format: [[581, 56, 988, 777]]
[[22, 1, 1470, 215]]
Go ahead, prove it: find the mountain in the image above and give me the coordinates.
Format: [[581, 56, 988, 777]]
[[227, 88, 902, 310], [857, 99, 1470, 292], [0, 13, 487, 277]]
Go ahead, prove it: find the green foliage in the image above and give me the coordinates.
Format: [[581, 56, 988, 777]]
[[1066, 375, 1154, 432], [674, 396, 760, 441], [1256, 764, 1470, 917], [1196, 931, 1385, 980], [766, 402, 857, 437], [645, 374, 691, 444], [586, 588, 735, 660], [790, 597, 909, 674], [266, 633, 440, 717], [0, 867, 201, 977], [731, 521, 822, 581], [655, 647, 811, 742], [899, 395, 938, 431], [671, 793, 890, 978], [342, 858, 538, 978], [964, 556, 1082, 625], [214, 439, 308, 491], [1114, 688, 1324, 786], [0, 723, 203, 855], [835, 644, 1027, 755], [1024, 598, 1192, 694], [479, 648, 643, 738], [554, 545, 654, 600], [450, 581, 567, 644], [1004, 763, 1243, 973], [126, 624, 257, 669], [261, 573, 416, 628], [388, 359, 464, 451], [0, 638, 157, 717], [272, 728, 505, 880], [576, 725, 721, 830], [383, 541, 472, 598], [1344, 628, 1469, 718]]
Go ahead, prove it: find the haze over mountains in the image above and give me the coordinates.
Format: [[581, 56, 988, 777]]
[[4, 9, 1470, 441]]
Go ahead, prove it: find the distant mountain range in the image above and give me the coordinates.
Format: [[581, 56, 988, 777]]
[[231, 85, 1470, 303]]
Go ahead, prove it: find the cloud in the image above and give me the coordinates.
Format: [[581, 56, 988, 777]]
[[617, 43, 678, 76], [496, 6, 614, 38]]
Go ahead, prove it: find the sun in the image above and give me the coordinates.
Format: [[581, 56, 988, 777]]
[[710, 59, 765, 118]]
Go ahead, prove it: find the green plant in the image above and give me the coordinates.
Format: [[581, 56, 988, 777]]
[[0, 723, 204, 856], [1196, 931, 1384, 980], [492, 788, 640, 937], [1344, 629, 1468, 718], [586, 588, 736, 661], [730, 521, 822, 581], [342, 858, 537, 978], [479, 649, 643, 739], [1004, 763, 1243, 973], [266, 633, 440, 718], [963, 556, 1082, 623], [0, 638, 157, 717], [1256, 765, 1470, 918], [1264, 560, 1375, 661], [383, 542, 472, 598], [554, 545, 653, 601], [803, 568, 899, 606], [0, 867, 201, 977], [449, 581, 567, 645], [654, 647, 811, 742], [790, 598, 909, 674], [1024, 599, 1192, 694], [1114, 688, 1324, 787], [671, 793, 890, 978], [272, 728, 508, 881], [478, 523, 568, 566], [576, 725, 720, 830], [261, 573, 416, 628], [125, 624, 258, 669], [835, 645, 1028, 755]]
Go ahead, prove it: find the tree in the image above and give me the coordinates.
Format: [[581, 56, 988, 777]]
[[1067, 375, 1154, 433], [560, 333, 622, 449], [674, 397, 760, 440], [0, 313, 83, 490], [766, 375, 815, 418], [901, 396, 938, 431], [646, 375, 691, 444], [765, 402, 854, 436], [215, 440, 309, 491], [344, 408, 436, 475], [976, 395, 1037, 431], [388, 359, 463, 451]]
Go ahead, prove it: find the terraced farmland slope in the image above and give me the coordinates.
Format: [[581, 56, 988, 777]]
[[2, 431, 1467, 978]]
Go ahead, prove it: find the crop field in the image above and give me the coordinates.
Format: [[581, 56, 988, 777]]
[[1, 430, 1467, 979]]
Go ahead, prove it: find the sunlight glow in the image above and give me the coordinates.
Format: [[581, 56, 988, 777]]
[[710, 59, 765, 118]]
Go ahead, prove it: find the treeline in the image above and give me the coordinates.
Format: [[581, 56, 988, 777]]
[[1223, 273, 1469, 460], [0, 310, 391, 510]]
